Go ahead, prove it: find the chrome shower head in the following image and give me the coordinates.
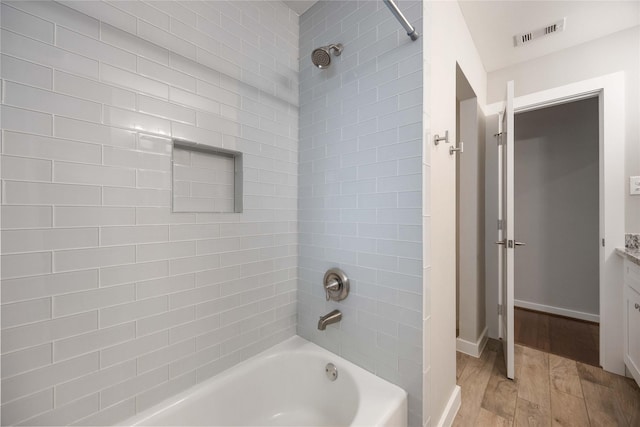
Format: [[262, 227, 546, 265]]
[[311, 44, 343, 69]]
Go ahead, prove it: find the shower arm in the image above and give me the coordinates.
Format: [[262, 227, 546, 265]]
[[383, 0, 419, 41]]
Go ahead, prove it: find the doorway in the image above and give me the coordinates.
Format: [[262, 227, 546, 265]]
[[512, 98, 600, 366], [483, 73, 626, 377]]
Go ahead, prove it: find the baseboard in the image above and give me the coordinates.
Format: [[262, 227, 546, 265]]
[[514, 299, 599, 323], [624, 355, 640, 387], [435, 385, 461, 427], [456, 326, 488, 358]]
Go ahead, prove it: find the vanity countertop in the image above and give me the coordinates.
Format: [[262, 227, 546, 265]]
[[616, 247, 640, 266]]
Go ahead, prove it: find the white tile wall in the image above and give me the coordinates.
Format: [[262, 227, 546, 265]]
[[298, 1, 423, 426], [1, 1, 298, 425], [172, 146, 236, 213]]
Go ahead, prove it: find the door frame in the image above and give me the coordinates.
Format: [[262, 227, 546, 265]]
[[485, 72, 626, 375]]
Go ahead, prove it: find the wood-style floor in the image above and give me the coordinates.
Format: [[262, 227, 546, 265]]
[[453, 339, 640, 426], [514, 307, 600, 366]]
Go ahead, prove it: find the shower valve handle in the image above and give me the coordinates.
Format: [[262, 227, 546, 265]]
[[324, 278, 341, 301], [323, 268, 350, 302]]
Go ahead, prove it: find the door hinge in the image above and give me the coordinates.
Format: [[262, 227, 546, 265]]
[[497, 219, 504, 230], [495, 132, 505, 145], [602, 238, 605, 247], [498, 304, 504, 315]]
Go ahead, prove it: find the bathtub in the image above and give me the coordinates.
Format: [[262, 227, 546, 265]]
[[122, 336, 407, 426]]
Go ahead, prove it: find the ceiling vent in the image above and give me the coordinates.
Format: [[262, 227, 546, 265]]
[[514, 18, 566, 47]]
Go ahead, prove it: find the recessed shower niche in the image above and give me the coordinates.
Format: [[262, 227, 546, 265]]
[[171, 140, 243, 213]]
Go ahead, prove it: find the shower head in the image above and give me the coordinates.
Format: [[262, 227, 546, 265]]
[[311, 44, 343, 69]]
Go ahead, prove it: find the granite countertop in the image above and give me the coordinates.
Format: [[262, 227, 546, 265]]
[[616, 247, 640, 266]]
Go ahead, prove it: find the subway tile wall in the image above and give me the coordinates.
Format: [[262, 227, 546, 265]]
[[171, 146, 236, 213], [0, 1, 298, 424], [297, 1, 424, 425]]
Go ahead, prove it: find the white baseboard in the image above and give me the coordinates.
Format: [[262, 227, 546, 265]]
[[624, 355, 640, 387], [456, 326, 488, 358], [515, 299, 599, 323], [436, 385, 461, 427]]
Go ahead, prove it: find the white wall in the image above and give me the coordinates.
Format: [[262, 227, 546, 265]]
[[514, 98, 600, 318], [298, 1, 424, 425], [457, 96, 486, 349], [476, 106, 487, 339], [0, 1, 298, 425], [488, 26, 640, 232], [428, 1, 486, 425]]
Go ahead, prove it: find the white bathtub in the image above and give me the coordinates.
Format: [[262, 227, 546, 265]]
[[122, 336, 407, 427]]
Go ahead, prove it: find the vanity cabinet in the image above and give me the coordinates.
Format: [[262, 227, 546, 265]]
[[624, 259, 640, 386]]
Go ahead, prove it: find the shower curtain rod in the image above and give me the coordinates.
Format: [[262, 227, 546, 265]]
[[383, 0, 419, 41]]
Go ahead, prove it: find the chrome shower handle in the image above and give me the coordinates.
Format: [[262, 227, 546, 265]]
[[324, 278, 341, 301], [323, 268, 349, 302]]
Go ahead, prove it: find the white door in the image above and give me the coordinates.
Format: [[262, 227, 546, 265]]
[[497, 80, 516, 379]]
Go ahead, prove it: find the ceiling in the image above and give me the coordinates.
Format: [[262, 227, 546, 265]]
[[458, 1, 640, 72], [282, 1, 639, 73], [282, 0, 317, 16]]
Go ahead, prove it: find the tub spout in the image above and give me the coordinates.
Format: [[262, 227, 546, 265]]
[[317, 309, 342, 330]]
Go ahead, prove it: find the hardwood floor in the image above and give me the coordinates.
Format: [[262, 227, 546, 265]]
[[453, 339, 640, 426], [514, 307, 599, 366]]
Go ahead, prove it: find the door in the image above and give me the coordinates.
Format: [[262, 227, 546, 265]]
[[497, 80, 515, 379]]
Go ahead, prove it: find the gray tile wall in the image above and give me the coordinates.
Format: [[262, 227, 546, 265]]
[[297, 1, 424, 425], [0, 1, 298, 424]]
